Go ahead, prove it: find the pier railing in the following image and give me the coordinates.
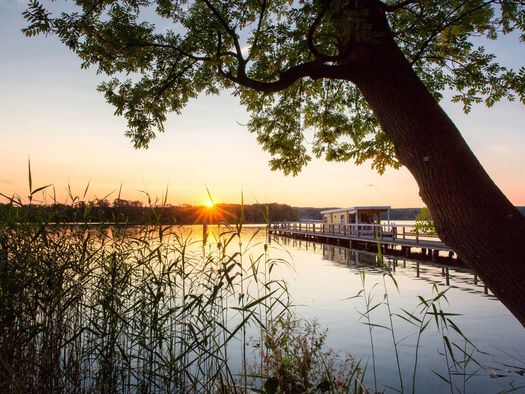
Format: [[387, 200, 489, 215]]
[[270, 221, 445, 247]]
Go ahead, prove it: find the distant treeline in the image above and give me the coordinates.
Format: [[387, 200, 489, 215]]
[[2, 199, 523, 224], [0, 199, 302, 224]]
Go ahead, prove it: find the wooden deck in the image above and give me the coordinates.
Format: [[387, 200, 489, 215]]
[[269, 222, 457, 263]]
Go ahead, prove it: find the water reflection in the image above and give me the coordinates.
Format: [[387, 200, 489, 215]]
[[278, 235, 493, 298], [271, 235, 525, 394]]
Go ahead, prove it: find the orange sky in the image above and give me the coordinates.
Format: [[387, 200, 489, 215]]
[[1, 1, 524, 208]]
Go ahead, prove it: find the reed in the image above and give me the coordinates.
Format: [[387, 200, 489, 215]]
[[0, 187, 296, 393], [349, 241, 496, 394]]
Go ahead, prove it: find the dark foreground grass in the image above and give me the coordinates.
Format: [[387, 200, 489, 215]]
[[0, 195, 366, 393]]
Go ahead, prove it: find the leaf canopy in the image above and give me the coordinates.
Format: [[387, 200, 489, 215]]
[[24, 0, 525, 175]]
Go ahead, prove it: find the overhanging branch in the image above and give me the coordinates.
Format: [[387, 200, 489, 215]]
[[221, 61, 351, 93]]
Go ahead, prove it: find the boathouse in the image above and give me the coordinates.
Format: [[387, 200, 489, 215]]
[[321, 206, 391, 225], [270, 203, 455, 263]]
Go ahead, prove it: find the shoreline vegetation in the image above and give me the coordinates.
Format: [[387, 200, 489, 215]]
[[0, 197, 370, 393], [2, 199, 524, 225]]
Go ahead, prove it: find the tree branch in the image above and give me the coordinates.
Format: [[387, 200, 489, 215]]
[[246, 0, 268, 62], [201, 0, 245, 65], [380, 0, 420, 13], [306, 0, 342, 62], [409, 0, 498, 66], [153, 57, 197, 102], [221, 61, 350, 93], [125, 41, 212, 62]]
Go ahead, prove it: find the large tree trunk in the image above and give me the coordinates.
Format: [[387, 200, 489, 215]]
[[347, 1, 525, 326]]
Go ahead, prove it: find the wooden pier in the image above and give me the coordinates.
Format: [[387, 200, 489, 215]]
[[269, 222, 457, 263]]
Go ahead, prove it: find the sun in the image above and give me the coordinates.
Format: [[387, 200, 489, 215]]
[[204, 199, 214, 208]]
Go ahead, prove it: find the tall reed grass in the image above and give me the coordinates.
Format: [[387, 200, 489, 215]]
[[1, 176, 369, 394], [0, 189, 297, 393]]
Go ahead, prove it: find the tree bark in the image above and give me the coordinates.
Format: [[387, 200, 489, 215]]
[[347, 1, 525, 326]]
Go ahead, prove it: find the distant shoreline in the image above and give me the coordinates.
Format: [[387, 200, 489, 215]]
[[2, 202, 523, 225]]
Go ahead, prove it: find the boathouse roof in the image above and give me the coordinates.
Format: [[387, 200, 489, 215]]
[[320, 206, 391, 215]]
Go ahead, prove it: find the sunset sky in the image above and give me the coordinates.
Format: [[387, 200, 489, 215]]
[[1, 0, 524, 208]]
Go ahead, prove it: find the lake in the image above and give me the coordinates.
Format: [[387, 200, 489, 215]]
[[200, 224, 525, 393], [3, 222, 524, 393]]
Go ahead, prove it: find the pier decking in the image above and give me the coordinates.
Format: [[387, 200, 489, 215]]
[[269, 222, 457, 263]]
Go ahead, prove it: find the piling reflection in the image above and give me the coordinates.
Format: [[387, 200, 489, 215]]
[[276, 235, 495, 300]]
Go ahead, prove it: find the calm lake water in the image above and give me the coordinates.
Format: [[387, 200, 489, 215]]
[[196, 224, 525, 393]]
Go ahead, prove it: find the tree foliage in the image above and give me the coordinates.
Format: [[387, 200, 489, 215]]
[[415, 207, 436, 235], [23, 0, 525, 175]]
